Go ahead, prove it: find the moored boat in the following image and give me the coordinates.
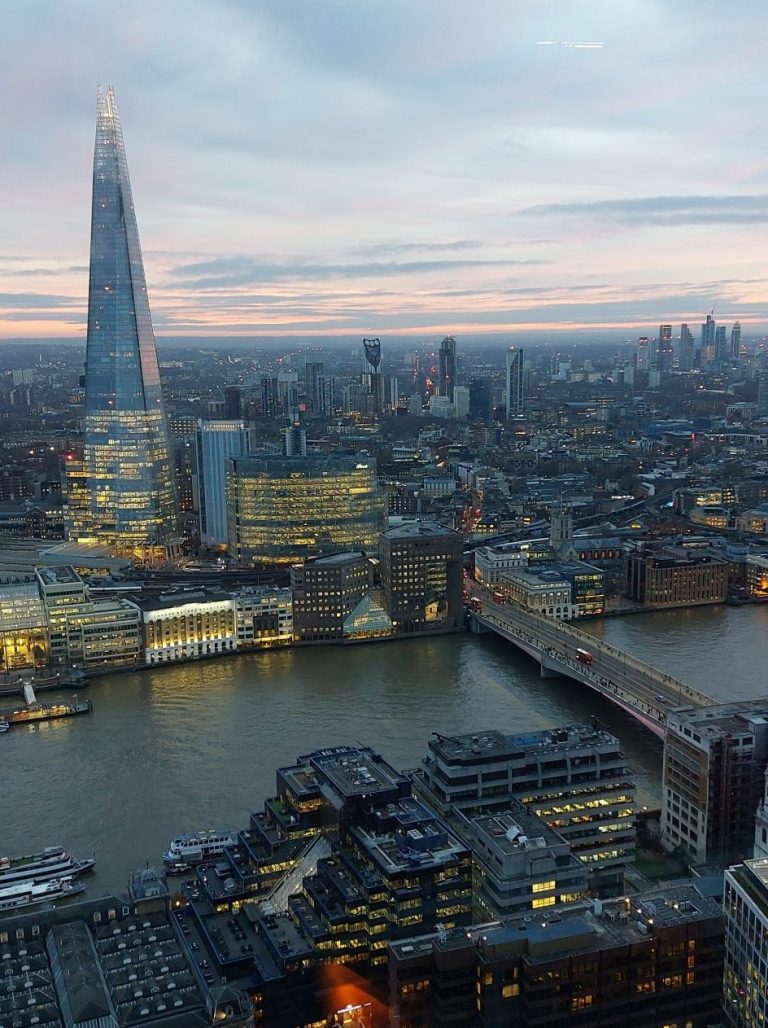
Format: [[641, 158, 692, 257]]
[[163, 829, 238, 867], [0, 876, 85, 913], [0, 846, 95, 887]]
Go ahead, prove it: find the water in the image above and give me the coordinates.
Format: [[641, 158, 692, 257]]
[[2, 604, 766, 893]]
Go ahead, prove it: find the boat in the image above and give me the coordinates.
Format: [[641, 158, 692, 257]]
[[0, 876, 86, 913], [0, 720, 8, 733], [1, 698, 92, 725], [165, 861, 193, 876], [163, 829, 238, 866], [0, 846, 95, 887]]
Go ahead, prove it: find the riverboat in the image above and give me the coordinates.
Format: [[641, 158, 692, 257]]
[[0, 846, 95, 887], [0, 720, 8, 733], [1, 699, 92, 726], [0, 877, 85, 913], [163, 829, 238, 866]]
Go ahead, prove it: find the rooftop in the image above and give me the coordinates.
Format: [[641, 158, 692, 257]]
[[428, 725, 620, 763], [382, 520, 458, 540]]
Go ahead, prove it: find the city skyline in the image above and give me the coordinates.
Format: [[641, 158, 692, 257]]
[[3, 1, 768, 340]]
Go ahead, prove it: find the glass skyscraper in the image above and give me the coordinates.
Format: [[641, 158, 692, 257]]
[[67, 87, 177, 558]]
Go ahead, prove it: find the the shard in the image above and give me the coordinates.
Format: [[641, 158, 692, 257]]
[[68, 86, 177, 558]]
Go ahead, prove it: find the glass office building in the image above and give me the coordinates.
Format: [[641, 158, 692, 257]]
[[226, 455, 383, 565], [67, 87, 177, 560], [196, 420, 248, 549]]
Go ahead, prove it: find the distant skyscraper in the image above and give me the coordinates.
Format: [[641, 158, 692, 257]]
[[196, 420, 247, 549], [731, 321, 742, 362], [282, 423, 307, 457], [714, 325, 728, 365], [679, 324, 694, 371], [305, 362, 324, 413], [468, 378, 492, 421], [636, 336, 650, 370], [701, 313, 716, 366], [657, 324, 673, 371], [260, 375, 279, 418], [505, 347, 524, 419], [363, 338, 383, 414], [757, 370, 768, 418], [68, 87, 177, 558], [224, 385, 243, 420], [437, 336, 457, 401]]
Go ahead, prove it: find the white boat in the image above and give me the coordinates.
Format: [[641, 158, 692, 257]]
[[0, 846, 95, 887], [163, 829, 238, 866], [0, 876, 85, 913], [0, 721, 9, 733]]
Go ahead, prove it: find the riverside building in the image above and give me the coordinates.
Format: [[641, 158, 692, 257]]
[[66, 88, 178, 562], [233, 586, 293, 650], [290, 552, 372, 642], [196, 420, 248, 549], [132, 589, 237, 665], [416, 726, 636, 895], [626, 546, 728, 608], [0, 577, 49, 672], [380, 520, 463, 634], [225, 454, 382, 566], [723, 857, 768, 1027]]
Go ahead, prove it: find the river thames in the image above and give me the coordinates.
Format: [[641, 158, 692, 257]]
[[2, 603, 765, 893]]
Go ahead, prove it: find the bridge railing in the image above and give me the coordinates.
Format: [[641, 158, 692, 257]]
[[478, 594, 714, 709]]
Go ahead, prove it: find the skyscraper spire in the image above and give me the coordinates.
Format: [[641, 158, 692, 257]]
[[67, 87, 178, 560]]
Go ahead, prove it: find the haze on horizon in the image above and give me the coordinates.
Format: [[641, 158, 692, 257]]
[[2, 0, 767, 342]]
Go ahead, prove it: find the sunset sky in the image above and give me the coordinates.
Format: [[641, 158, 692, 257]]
[[2, 0, 768, 341]]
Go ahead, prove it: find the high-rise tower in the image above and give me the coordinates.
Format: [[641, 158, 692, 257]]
[[438, 335, 457, 401], [67, 87, 177, 559], [505, 347, 524, 418]]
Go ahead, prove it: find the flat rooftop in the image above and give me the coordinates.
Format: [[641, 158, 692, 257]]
[[428, 725, 621, 763], [382, 520, 458, 540], [669, 700, 768, 737], [308, 746, 408, 800], [468, 805, 566, 854], [35, 564, 82, 586]]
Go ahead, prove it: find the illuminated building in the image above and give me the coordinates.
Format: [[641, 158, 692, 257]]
[[67, 87, 178, 561], [37, 566, 141, 670], [453, 801, 588, 920], [417, 726, 636, 895], [196, 420, 248, 549], [626, 546, 728, 607], [234, 586, 293, 649], [0, 578, 49, 672], [290, 553, 392, 642], [437, 335, 456, 402], [701, 312, 716, 366], [661, 701, 768, 864], [225, 455, 382, 566], [656, 323, 674, 371], [505, 347, 524, 418], [636, 335, 649, 370], [724, 858, 768, 1028], [474, 542, 529, 587], [380, 521, 463, 634], [731, 320, 742, 361], [132, 589, 237, 665], [746, 553, 768, 597], [389, 884, 724, 1028]]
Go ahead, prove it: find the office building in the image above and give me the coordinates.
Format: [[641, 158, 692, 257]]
[[169, 416, 197, 515], [724, 857, 768, 1027], [380, 521, 463, 634], [67, 87, 177, 561], [626, 546, 728, 608], [757, 369, 768, 418], [715, 324, 728, 364], [754, 771, 768, 858], [290, 552, 372, 641], [224, 384, 243, 420], [37, 565, 141, 670], [731, 320, 742, 361], [746, 553, 768, 597], [501, 565, 575, 618], [260, 375, 279, 418], [505, 347, 524, 418], [418, 725, 636, 893], [657, 323, 674, 371], [453, 384, 470, 419], [701, 313, 716, 366], [196, 420, 248, 549], [468, 377, 493, 421], [282, 423, 307, 457], [389, 884, 724, 1028], [636, 335, 650, 370], [317, 374, 335, 416], [661, 701, 768, 864], [679, 322, 695, 370], [304, 361, 324, 413], [0, 577, 49, 672], [225, 454, 382, 565], [438, 335, 457, 401], [455, 801, 588, 920], [233, 586, 293, 650], [474, 541, 529, 587], [132, 589, 237, 665]]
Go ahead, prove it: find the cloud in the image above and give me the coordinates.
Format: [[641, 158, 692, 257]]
[[354, 240, 483, 257], [520, 194, 768, 226]]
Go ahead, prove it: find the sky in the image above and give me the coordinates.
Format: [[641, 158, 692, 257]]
[[2, 0, 768, 342]]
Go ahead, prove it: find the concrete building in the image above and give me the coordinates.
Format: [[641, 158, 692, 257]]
[[290, 552, 371, 642], [380, 521, 463, 634], [417, 726, 636, 894], [225, 454, 382, 566], [724, 858, 768, 1027], [132, 589, 237, 665], [437, 335, 457, 402], [455, 802, 588, 920], [661, 702, 768, 864], [502, 565, 576, 619], [196, 420, 247, 549], [233, 586, 293, 650], [505, 347, 524, 419], [626, 547, 728, 608], [389, 884, 724, 1028]]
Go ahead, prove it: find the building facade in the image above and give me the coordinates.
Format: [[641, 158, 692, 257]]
[[438, 335, 457, 402], [380, 521, 463, 634], [225, 455, 382, 566], [474, 542, 529, 587], [233, 587, 293, 650], [661, 702, 768, 864], [67, 87, 177, 560], [724, 858, 768, 1027], [196, 420, 248, 549], [133, 590, 237, 664], [626, 547, 728, 608], [290, 552, 371, 641], [505, 347, 524, 419], [0, 578, 49, 672]]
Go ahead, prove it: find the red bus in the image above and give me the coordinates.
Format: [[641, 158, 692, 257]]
[[575, 648, 593, 665], [492, 591, 506, 604]]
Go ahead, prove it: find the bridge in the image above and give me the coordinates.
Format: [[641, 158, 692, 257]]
[[469, 591, 715, 737]]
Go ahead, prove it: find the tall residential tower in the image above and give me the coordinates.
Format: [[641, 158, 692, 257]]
[[68, 87, 177, 559]]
